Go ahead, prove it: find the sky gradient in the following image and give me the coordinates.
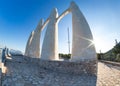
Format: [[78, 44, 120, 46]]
[[0, 0, 120, 53]]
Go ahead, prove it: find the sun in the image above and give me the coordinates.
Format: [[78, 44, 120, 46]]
[[93, 37, 110, 53]]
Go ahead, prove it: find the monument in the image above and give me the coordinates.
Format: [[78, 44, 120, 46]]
[[1, 1, 98, 86], [70, 2, 96, 61], [25, 1, 97, 62], [41, 8, 59, 60], [25, 19, 43, 58]]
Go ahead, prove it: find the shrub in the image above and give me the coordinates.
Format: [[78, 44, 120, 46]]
[[59, 53, 71, 60], [116, 54, 120, 62]]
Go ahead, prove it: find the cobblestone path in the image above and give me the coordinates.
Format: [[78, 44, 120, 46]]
[[97, 62, 120, 86]]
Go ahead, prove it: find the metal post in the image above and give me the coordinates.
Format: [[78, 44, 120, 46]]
[[67, 28, 70, 54]]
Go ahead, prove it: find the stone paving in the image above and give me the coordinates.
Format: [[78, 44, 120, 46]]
[[1, 56, 120, 86], [97, 62, 120, 86], [1, 56, 97, 86]]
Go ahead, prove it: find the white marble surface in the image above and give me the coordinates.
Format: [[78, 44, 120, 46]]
[[70, 2, 96, 61], [25, 1, 96, 61], [41, 8, 59, 60], [25, 19, 43, 58]]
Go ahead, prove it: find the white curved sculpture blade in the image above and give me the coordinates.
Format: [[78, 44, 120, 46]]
[[25, 19, 43, 58], [70, 1, 96, 61], [41, 8, 59, 60]]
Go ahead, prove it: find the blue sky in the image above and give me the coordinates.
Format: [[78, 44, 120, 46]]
[[0, 0, 120, 53]]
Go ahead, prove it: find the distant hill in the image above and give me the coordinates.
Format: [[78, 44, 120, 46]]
[[0, 47, 23, 57], [103, 48, 116, 61], [9, 49, 23, 56]]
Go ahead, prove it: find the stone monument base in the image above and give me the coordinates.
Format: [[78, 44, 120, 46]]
[[1, 56, 97, 86], [38, 59, 98, 76]]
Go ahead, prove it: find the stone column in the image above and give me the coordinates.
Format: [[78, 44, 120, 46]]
[[25, 19, 43, 58], [70, 2, 96, 61], [41, 8, 58, 60]]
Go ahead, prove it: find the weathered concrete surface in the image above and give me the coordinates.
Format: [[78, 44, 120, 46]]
[[2, 56, 97, 86], [1, 56, 120, 86], [25, 19, 43, 58], [70, 2, 96, 61], [41, 8, 59, 60]]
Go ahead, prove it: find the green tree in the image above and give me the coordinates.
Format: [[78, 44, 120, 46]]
[[113, 43, 120, 62], [116, 54, 120, 62], [59, 53, 71, 60], [113, 43, 120, 55]]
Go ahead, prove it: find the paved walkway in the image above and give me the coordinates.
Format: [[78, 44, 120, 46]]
[[97, 62, 120, 86]]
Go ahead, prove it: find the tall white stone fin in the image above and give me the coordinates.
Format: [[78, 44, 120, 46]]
[[25, 19, 43, 58], [70, 1, 96, 61], [41, 8, 59, 60]]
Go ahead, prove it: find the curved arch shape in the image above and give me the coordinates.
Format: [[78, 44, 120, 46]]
[[41, 8, 59, 60], [41, 8, 71, 60], [25, 19, 43, 58], [25, 1, 96, 62], [57, 8, 71, 23], [70, 1, 96, 61], [41, 18, 49, 31], [25, 16, 50, 58]]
